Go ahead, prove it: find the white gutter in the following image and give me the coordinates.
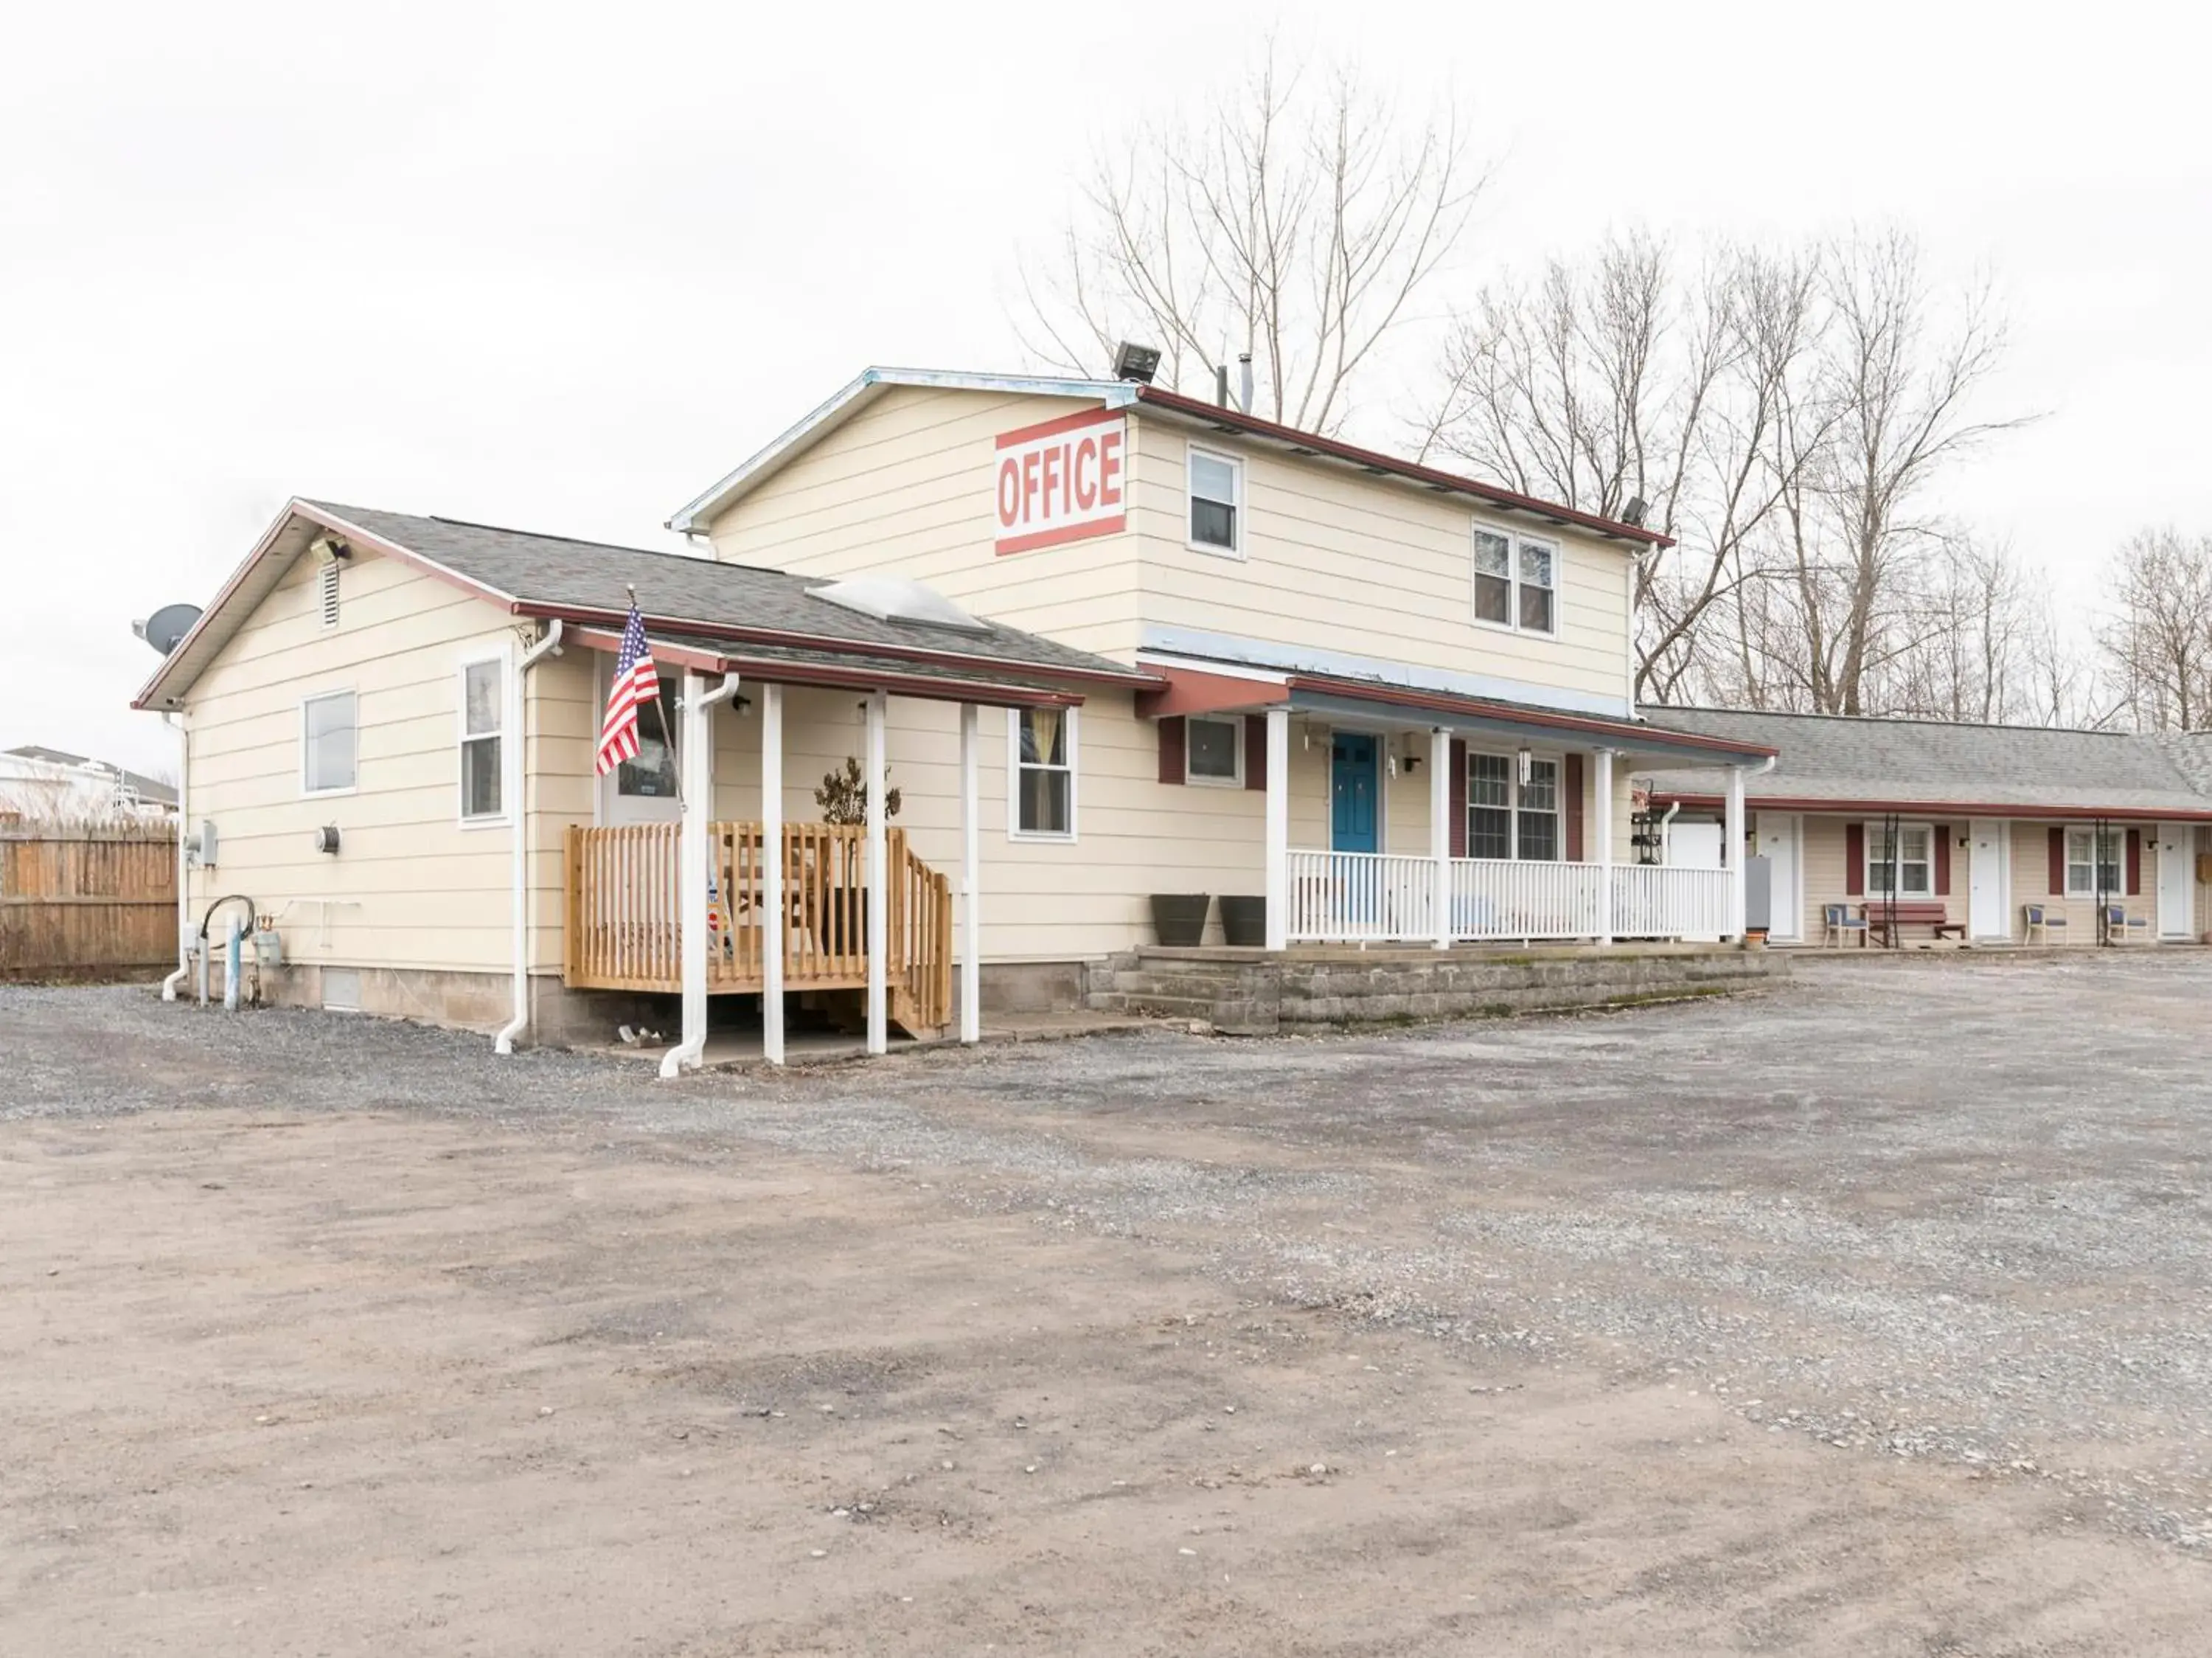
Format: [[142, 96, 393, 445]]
[[494, 621, 565, 1055], [658, 671, 745, 1078], [160, 710, 190, 1001]]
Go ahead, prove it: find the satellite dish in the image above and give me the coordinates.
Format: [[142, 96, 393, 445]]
[[133, 603, 202, 656]]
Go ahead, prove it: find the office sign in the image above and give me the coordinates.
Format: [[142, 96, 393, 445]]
[[994, 408, 1126, 555]]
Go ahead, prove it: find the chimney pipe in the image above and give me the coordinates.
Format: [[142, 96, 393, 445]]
[[1237, 353, 1253, 414], [1214, 364, 1230, 408]]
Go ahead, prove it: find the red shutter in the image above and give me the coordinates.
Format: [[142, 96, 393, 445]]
[[2048, 826, 2065, 894], [1933, 824, 1951, 895], [1157, 716, 1185, 785], [1563, 754, 1585, 861], [2126, 828, 2142, 895], [1243, 715, 1267, 792], [1449, 740, 1467, 858], [1845, 822, 1865, 896]]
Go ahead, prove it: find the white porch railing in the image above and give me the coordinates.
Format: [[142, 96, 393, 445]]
[[1287, 850, 1436, 943], [1285, 850, 1736, 945], [1610, 864, 1733, 940]]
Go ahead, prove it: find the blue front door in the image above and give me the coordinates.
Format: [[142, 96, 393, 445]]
[[1331, 733, 1379, 853]]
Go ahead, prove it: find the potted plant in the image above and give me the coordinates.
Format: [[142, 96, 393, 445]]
[[1150, 892, 1211, 947], [815, 758, 901, 948], [1217, 895, 1267, 947]]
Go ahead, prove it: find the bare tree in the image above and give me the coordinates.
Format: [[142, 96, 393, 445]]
[[1417, 232, 1832, 704], [2099, 528, 2212, 730], [1017, 48, 1480, 433]]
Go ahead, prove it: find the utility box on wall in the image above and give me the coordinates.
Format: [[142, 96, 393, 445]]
[[1745, 855, 1773, 933]]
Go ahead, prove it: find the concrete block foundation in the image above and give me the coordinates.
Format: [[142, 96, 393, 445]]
[[1086, 944, 1784, 1035]]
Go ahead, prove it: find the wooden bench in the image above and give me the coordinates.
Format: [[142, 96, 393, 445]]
[[1863, 900, 1966, 944]]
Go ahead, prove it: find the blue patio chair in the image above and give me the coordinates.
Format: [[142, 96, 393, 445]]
[[1822, 903, 1868, 948]]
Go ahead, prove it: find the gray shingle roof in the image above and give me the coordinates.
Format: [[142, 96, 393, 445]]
[[633, 627, 1086, 707], [1638, 708, 2212, 816], [309, 502, 1150, 687]]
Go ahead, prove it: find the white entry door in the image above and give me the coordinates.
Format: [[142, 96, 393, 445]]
[[2157, 827, 2194, 939], [597, 663, 683, 827], [1968, 819, 2009, 940], [1754, 814, 1801, 941]]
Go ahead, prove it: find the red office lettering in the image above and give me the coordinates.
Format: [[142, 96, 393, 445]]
[[1040, 442, 1062, 518], [1020, 450, 1041, 523], [1073, 434, 1098, 509], [996, 457, 1020, 527], [1098, 429, 1123, 506]]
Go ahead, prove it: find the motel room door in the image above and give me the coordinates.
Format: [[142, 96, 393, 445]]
[[1968, 819, 2009, 940], [2156, 826, 2193, 939], [1753, 815, 1801, 942]]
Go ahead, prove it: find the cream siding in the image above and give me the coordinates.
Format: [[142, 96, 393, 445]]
[[181, 548, 526, 979], [1124, 415, 1635, 707], [703, 386, 1146, 659]]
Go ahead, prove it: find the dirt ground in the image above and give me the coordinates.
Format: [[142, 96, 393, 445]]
[[7, 959, 2212, 1655]]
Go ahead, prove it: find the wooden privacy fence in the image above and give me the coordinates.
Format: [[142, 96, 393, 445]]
[[0, 824, 177, 979], [564, 821, 953, 1034]]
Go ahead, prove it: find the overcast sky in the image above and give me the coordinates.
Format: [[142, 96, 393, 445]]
[[6, 1, 2208, 772]]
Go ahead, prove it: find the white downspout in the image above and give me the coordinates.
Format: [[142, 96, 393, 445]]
[[494, 620, 563, 1055], [161, 710, 190, 1001], [1659, 799, 1681, 863], [659, 670, 745, 1078]]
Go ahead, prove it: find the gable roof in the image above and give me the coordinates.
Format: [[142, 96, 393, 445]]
[[133, 499, 1158, 712], [1638, 707, 2212, 821], [664, 367, 1671, 549], [1, 746, 177, 806]]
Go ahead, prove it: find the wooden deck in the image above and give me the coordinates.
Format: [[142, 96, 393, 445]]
[[563, 821, 952, 1034]]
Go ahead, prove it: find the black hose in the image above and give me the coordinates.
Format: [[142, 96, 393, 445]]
[[197, 894, 256, 943]]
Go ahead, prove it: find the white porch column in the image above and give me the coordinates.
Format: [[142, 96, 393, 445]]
[[1594, 748, 1615, 946], [1725, 763, 1747, 941], [1264, 707, 1290, 951], [959, 702, 981, 1044], [864, 690, 888, 1055], [760, 683, 785, 1066], [661, 669, 712, 1078], [1429, 726, 1452, 948]]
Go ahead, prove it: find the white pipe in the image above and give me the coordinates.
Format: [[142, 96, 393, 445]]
[[161, 710, 189, 1001], [223, 916, 242, 1011], [660, 670, 744, 1078], [494, 620, 563, 1054], [1659, 799, 1681, 863]]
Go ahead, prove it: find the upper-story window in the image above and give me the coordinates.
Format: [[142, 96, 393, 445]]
[[1472, 527, 1559, 636], [1187, 445, 1243, 557]]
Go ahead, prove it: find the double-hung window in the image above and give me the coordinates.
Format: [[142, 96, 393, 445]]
[[1465, 751, 1561, 861], [1185, 715, 1241, 785], [1187, 447, 1242, 555], [1472, 526, 1559, 636], [2065, 827, 2121, 897], [302, 690, 358, 794], [1866, 822, 1933, 895], [1010, 707, 1076, 839], [459, 656, 506, 822]]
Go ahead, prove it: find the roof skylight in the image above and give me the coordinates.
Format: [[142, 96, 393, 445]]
[[810, 574, 990, 633]]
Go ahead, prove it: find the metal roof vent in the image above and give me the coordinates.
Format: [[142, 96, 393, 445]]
[[810, 574, 990, 633]]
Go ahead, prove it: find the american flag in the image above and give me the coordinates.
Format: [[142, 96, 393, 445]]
[[595, 604, 660, 775]]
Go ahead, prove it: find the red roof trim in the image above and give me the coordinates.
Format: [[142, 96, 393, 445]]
[[1285, 672, 1775, 757], [1646, 791, 2212, 824], [567, 627, 1087, 710], [1133, 387, 1673, 548], [515, 599, 1155, 691]]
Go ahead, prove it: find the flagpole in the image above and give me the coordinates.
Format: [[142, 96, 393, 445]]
[[628, 585, 683, 808]]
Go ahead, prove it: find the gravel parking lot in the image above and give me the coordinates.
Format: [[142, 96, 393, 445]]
[[7, 957, 2212, 1654]]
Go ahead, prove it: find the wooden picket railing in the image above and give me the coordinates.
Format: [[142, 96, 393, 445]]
[[563, 821, 952, 1034]]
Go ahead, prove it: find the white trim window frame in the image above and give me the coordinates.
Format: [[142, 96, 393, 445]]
[[2064, 825, 2122, 898], [1865, 820, 1935, 897], [300, 688, 359, 797], [1007, 705, 1078, 842], [457, 648, 510, 827], [1464, 748, 1562, 861], [1471, 521, 1561, 637], [1183, 713, 1244, 787], [1186, 442, 1245, 559]]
